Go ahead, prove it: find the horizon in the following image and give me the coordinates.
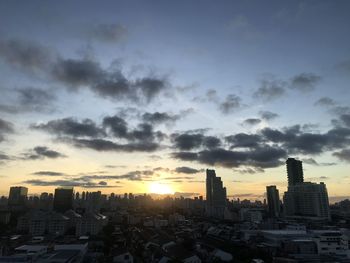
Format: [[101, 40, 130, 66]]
[[1, 1, 350, 203]]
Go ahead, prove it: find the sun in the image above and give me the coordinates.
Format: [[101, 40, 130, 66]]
[[149, 182, 174, 195]]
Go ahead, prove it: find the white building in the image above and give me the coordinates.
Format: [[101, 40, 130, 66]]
[[311, 230, 350, 259]]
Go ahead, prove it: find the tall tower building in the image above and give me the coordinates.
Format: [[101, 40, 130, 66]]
[[206, 169, 227, 218], [53, 187, 74, 213], [266, 185, 280, 217], [286, 158, 304, 186], [8, 186, 28, 211]]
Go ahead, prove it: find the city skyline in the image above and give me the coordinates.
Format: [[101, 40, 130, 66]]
[[0, 1, 350, 201]]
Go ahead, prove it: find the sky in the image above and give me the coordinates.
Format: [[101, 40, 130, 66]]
[[0, 0, 349, 201]]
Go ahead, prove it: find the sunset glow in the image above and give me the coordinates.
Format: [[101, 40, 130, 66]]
[[149, 182, 174, 195]]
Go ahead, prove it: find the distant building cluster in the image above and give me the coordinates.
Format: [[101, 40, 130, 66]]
[[0, 158, 349, 262]]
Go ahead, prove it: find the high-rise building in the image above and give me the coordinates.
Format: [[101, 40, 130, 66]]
[[206, 169, 227, 218], [266, 185, 280, 217], [286, 158, 304, 186], [8, 186, 28, 211], [283, 182, 330, 220], [53, 187, 74, 213]]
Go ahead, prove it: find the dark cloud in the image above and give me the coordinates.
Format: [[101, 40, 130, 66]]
[[0, 118, 14, 142], [340, 114, 350, 127], [0, 39, 169, 103], [173, 192, 200, 198], [233, 167, 264, 174], [259, 111, 279, 121], [253, 78, 286, 101], [261, 125, 350, 155], [174, 166, 203, 174], [52, 58, 103, 87], [72, 138, 160, 152], [302, 158, 336, 166], [0, 39, 53, 72], [225, 133, 262, 148], [171, 133, 204, 150], [172, 146, 286, 169], [335, 59, 350, 74], [333, 149, 350, 162], [243, 118, 261, 126], [0, 87, 56, 114], [219, 94, 242, 114], [289, 73, 321, 92], [32, 115, 165, 153], [171, 152, 198, 161], [32, 118, 105, 138], [22, 146, 66, 160], [314, 97, 336, 107], [22, 179, 119, 188], [102, 115, 128, 138], [77, 169, 156, 181], [32, 171, 65, 176], [89, 23, 127, 42], [142, 112, 180, 124], [0, 152, 11, 160], [171, 133, 221, 150]]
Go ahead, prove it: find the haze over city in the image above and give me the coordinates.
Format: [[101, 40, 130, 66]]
[[0, 0, 350, 202]]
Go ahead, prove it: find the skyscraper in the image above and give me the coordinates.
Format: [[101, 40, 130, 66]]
[[8, 186, 28, 211], [53, 187, 74, 213], [206, 169, 227, 218], [286, 158, 304, 186], [266, 185, 280, 217]]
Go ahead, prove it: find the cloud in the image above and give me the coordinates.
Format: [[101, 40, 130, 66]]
[[173, 192, 200, 198], [22, 146, 66, 160], [88, 23, 127, 42], [233, 167, 264, 174], [242, 118, 261, 126], [340, 114, 350, 127], [0, 118, 14, 142], [171, 117, 350, 170], [77, 169, 156, 181], [289, 73, 321, 92], [0, 39, 170, 103], [0, 39, 53, 72], [31, 171, 65, 176], [219, 94, 242, 114], [333, 149, 350, 162], [302, 158, 336, 166], [174, 166, 203, 174], [261, 126, 350, 155], [171, 133, 221, 150], [72, 138, 160, 152], [0, 87, 56, 114], [253, 78, 286, 101], [172, 146, 287, 169], [32, 115, 165, 153], [22, 179, 119, 188], [315, 97, 336, 107], [259, 111, 279, 121], [225, 133, 262, 148], [32, 118, 105, 138], [335, 59, 350, 74], [141, 112, 180, 125]]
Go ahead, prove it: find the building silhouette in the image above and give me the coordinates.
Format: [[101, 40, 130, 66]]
[[283, 158, 330, 220], [266, 185, 280, 217], [53, 187, 74, 213], [8, 186, 28, 211], [206, 169, 227, 218], [286, 158, 304, 186], [284, 182, 330, 220]]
